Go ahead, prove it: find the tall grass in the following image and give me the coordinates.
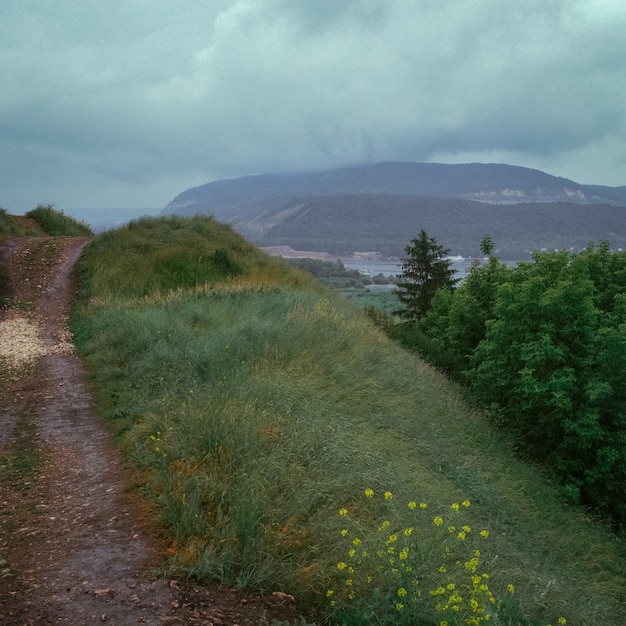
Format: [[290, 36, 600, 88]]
[[71, 217, 626, 625], [25, 203, 93, 236], [78, 215, 308, 300], [0, 207, 40, 238]]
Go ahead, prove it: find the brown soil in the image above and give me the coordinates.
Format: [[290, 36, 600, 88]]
[[0, 236, 308, 625]]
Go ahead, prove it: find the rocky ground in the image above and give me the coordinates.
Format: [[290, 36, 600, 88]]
[[0, 235, 308, 625]]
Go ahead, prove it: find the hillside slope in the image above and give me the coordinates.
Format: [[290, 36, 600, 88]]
[[164, 162, 626, 219], [0, 232, 305, 625], [71, 216, 626, 626], [239, 195, 626, 258], [162, 162, 626, 258]]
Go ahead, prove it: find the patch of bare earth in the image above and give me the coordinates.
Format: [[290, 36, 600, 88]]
[[0, 236, 307, 625]]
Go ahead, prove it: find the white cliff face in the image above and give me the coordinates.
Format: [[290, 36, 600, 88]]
[[462, 185, 601, 205], [563, 187, 587, 200]]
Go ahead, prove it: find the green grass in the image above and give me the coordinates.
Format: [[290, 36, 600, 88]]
[[26, 203, 93, 236], [1, 204, 93, 239], [71, 216, 626, 625], [338, 286, 399, 313], [0, 208, 38, 238]]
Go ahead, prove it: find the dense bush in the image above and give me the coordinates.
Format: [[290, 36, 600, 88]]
[[398, 242, 626, 524]]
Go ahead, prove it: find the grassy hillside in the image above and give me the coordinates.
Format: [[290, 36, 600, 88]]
[[0, 208, 43, 238], [0, 204, 93, 238], [71, 216, 625, 625]]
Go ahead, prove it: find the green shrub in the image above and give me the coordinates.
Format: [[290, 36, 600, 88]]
[[389, 321, 464, 381], [467, 248, 626, 523], [396, 241, 626, 525]]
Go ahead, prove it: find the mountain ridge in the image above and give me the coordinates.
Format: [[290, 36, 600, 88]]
[[164, 162, 626, 216], [162, 162, 626, 258]]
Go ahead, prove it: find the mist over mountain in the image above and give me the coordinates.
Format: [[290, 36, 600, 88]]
[[163, 162, 626, 259]]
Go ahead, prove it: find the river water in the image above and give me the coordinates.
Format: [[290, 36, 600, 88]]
[[341, 257, 478, 281]]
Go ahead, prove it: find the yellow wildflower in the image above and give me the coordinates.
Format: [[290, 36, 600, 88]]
[[339, 508, 348, 517], [451, 502, 460, 512], [384, 491, 393, 500], [408, 500, 417, 510], [364, 488, 374, 498], [433, 516, 444, 527]]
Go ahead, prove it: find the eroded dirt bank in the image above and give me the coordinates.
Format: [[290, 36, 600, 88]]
[[0, 237, 304, 625]]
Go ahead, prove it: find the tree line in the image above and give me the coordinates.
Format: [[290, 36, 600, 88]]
[[392, 230, 626, 526], [287, 258, 396, 288]]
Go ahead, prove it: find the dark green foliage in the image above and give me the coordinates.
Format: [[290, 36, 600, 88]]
[[395, 230, 458, 321], [467, 248, 626, 522], [210, 247, 238, 275], [389, 320, 464, 380], [286, 258, 376, 288], [402, 239, 626, 523], [26, 203, 93, 236], [418, 249, 513, 373]]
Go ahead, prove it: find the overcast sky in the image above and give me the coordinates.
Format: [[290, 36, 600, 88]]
[[2, 0, 625, 212]]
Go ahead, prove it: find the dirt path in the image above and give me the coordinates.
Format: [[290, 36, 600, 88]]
[[0, 237, 305, 625]]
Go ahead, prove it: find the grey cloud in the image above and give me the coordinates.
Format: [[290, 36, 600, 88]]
[[1, 0, 625, 211]]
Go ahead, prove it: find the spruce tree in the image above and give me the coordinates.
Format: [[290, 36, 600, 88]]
[[395, 229, 458, 320]]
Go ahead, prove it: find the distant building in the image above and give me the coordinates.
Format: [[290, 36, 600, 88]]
[[353, 251, 382, 260]]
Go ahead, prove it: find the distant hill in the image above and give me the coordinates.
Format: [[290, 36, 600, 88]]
[[162, 162, 626, 258]]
